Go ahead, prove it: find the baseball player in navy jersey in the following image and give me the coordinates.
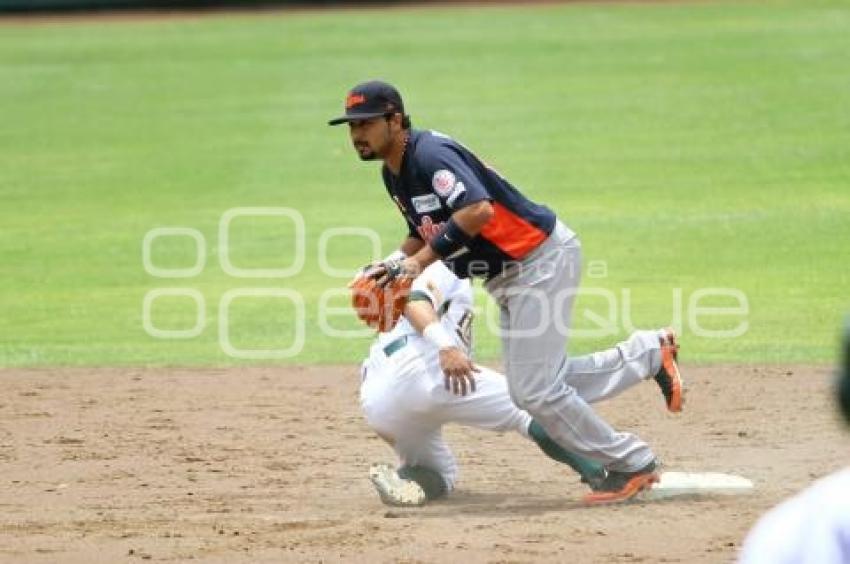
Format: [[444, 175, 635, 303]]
[[360, 261, 680, 507], [330, 80, 685, 504]]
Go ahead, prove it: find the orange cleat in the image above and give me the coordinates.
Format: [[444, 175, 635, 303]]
[[583, 460, 660, 505], [654, 328, 684, 413]]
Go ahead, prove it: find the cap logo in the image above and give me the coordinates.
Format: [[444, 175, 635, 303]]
[[345, 93, 366, 109]]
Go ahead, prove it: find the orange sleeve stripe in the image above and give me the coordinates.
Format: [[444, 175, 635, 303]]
[[480, 202, 548, 259]]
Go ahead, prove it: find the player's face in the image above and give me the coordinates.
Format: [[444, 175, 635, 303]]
[[348, 116, 392, 161]]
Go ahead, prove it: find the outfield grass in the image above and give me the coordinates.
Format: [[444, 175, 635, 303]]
[[1, 0, 848, 366]]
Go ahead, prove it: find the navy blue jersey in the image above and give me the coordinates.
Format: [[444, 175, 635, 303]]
[[382, 129, 557, 279]]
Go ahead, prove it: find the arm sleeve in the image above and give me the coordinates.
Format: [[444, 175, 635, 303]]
[[417, 144, 491, 211], [410, 262, 466, 312]]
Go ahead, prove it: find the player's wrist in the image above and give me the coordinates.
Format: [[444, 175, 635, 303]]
[[383, 249, 406, 263], [423, 322, 456, 350], [429, 218, 472, 258], [398, 257, 424, 279]]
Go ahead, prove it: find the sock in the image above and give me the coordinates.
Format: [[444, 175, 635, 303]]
[[398, 465, 448, 500], [528, 420, 606, 485]]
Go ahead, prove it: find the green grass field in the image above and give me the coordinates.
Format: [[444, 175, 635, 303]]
[[1, 0, 848, 366]]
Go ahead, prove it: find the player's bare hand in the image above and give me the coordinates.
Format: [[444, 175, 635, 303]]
[[440, 347, 479, 396]]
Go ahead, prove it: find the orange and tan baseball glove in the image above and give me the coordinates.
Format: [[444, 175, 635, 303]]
[[351, 275, 413, 333]]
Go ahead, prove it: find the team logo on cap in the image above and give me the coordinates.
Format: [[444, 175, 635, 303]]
[[432, 170, 456, 197], [346, 93, 366, 109]]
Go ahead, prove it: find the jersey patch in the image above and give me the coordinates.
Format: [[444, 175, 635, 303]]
[[432, 169, 456, 197], [416, 215, 446, 243], [411, 193, 441, 213], [446, 181, 467, 208]]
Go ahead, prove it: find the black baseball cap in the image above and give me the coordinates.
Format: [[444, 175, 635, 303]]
[[328, 80, 405, 126]]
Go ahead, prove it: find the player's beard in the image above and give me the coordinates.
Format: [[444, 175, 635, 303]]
[[354, 128, 391, 161], [356, 143, 378, 161]]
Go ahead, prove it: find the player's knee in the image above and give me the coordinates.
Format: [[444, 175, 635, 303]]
[[510, 380, 571, 414], [361, 408, 396, 445], [372, 429, 395, 447], [510, 389, 548, 414], [363, 417, 396, 446], [505, 361, 565, 413]]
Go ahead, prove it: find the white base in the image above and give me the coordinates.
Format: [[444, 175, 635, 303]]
[[644, 471, 754, 500]]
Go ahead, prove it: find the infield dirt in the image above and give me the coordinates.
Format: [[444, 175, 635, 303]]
[[0, 363, 846, 562]]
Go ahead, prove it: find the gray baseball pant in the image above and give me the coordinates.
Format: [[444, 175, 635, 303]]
[[485, 221, 660, 473]]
